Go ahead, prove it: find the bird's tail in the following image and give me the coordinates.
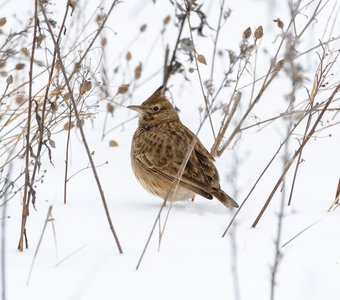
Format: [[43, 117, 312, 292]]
[[211, 188, 239, 208]]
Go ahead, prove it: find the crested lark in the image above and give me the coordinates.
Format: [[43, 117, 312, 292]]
[[128, 86, 239, 208]]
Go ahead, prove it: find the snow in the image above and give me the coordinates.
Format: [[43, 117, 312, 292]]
[[1, 0, 340, 300]]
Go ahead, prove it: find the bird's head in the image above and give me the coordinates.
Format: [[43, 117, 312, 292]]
[[128, 86, 179, 126]]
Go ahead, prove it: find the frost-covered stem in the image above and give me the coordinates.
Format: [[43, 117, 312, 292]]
[[229, 153, 241, 300], [270, 124, 290, 300]]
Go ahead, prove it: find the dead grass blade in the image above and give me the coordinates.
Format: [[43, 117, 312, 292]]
[[39, 0, 123, 254], [252, 84, 340, 228], [26, 206, 53, 285], [328, 178, 340, 211], [281, 218, 323, 248]]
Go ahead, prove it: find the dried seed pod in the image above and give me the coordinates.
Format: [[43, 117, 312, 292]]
[[0, 17, 6, 26], [6, 75, 13, 85], [254, 26, 263, 40], [49, 139, 56, 148], [96, 14, 104, 24], [243, 27, 251, 39], [76, 118, 84, 128], [68, 0, 77, 9], [50, 101, 58, 112], [79, 80, 92, 95], [134, 62, 142, 80], [118, 84, 129, 94], [36, 34, 45, 47], [126, 51, 132, 61], [140, 24, 147, 32], [227, 50, 237, 64], [15, 94, 25, 105], [15, 63, 26, 70], [109, 140, 118, 147], [107, 103, 114, 114], [55, 59, 62, 70], [101, 37, 107, 47], [63, 121, 75, 130], [74, 61, 82, 72], [163, 15, 171, 25], [63, 93, 70, 100], [275, 59, 285, 70], [197, 54, 207, 65], [273, 18, 284, 29], [21, 48, 30, 57]]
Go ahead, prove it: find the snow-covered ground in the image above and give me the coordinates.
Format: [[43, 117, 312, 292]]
[[1, 0, 340, 299]]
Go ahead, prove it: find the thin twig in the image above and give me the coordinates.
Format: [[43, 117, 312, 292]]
[[187, 6, 216, 139], [270, 122, 291, 300], [328, 178, 340, 211], [39, 0, 123, 254], [64, 108, 72, 204], [136, 108, 213, 268], [163, 11, 187, 87], [217, 61, 284, 156], [18, 0, 39, 252], [251, 84, 340, 228], [55, 243, 90, 267], [222, 110, 308, 237], [136, 137, 198, 269], [26, 206, 53, 285], [281, 218, 323, 248]]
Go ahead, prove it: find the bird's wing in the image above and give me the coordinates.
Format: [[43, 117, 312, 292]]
[[134, 128, 219, 199], [180, 136, 220, 190], [134, 153, 213, 199]]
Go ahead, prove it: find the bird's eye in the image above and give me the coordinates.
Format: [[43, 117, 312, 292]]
[[152, 106, 160, 112]]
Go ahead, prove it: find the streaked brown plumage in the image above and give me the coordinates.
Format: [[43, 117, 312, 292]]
[[128, 86, 238, 208]]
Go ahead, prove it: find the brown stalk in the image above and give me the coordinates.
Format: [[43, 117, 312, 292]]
[[146, 1, 228, 255], [211, 92, 241, 157], [287, 46, 338, 205], [209, 48, 253, 156], [162, 44, 170, 84], [222, 109, 308, 237], [39, 0, 123, 254], [63, 108, 72, 204], [136, 136, 199, 269], [215, 0, 329, 158], [18, 0, 39, 252], [328, 178, 340, 211], [217, 62, 283, 157], [251, 84, 340, 228], [19, 1, 71, 250]]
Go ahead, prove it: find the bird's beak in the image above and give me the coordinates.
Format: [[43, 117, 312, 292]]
[[127, 105, 143, 113]]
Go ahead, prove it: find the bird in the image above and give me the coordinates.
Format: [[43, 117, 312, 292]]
[[128, 86, 239, 208]]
